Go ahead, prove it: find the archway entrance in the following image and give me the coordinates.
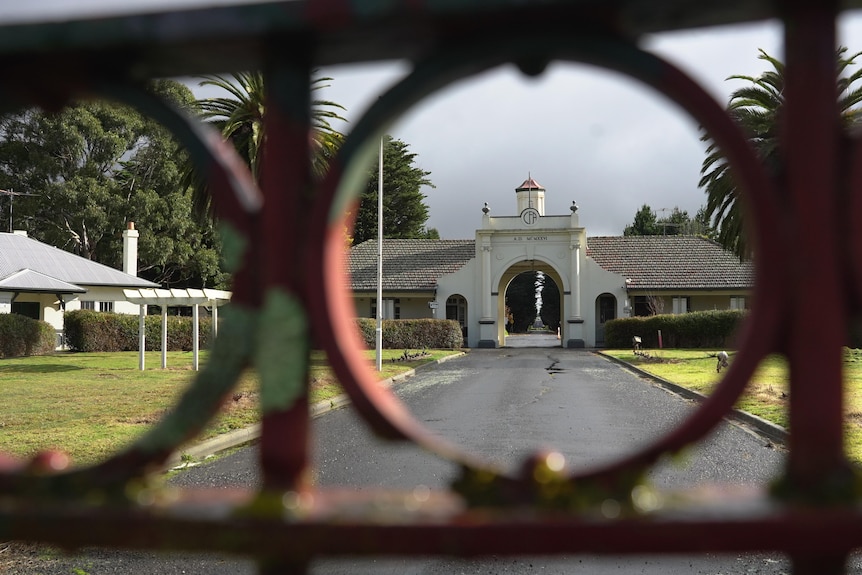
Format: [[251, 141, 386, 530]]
[[499, 263, 563, 348]]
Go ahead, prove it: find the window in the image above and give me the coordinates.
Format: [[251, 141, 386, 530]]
[[446, 296, 466, 325], [672, 296, 690, 314], [371, 299, 400, 320], [81, 301, 113, 312], [446, 295, 468, 338], [730, 296, 746, 310]]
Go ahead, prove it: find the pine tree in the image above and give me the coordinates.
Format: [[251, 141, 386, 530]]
[[352, 135, 435, 244]]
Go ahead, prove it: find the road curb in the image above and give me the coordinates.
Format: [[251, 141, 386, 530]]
[[167, 351, 467, 469], [598, 351, 788, 446]]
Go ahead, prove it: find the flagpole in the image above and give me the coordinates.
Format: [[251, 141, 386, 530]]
[[376, 137, 383, 371]]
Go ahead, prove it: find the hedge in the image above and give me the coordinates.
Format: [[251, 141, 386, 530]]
[[354, 318, 464, 349], [64, 310, 212, 352], [604, 310, 746, 349], [0, 313, 56, 358]]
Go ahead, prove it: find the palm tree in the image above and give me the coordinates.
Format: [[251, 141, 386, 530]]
[[188, 71, 346, 217], [699, 47, 862, 260]]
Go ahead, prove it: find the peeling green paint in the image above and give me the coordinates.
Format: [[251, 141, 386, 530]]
[[255, 289, 308, 414], [218, 222, 248, 274]]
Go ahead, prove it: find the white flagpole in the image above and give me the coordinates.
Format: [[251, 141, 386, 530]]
[[376, 137, 384, 371]]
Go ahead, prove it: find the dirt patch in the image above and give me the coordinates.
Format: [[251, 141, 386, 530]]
[[118, 409, 167, 425], [751, 383, 786, 401], [224, 391, 258, 413]]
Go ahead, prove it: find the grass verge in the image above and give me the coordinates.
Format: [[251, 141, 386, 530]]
[[0, 348, 461, 466], [602, 348, 862, 464]]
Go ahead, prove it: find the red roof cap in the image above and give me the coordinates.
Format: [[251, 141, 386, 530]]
[[516, 178, 544, 191]]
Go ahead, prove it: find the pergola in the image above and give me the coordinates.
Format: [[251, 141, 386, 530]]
[[122, 288, 232, 371]]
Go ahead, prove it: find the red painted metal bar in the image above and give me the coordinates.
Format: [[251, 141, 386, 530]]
[[256, 57, 313, 496], [781, 0, 851, 498], [0, 2, 861, 573], [778, 3, 855, 570], [255, 53, 314, 575]]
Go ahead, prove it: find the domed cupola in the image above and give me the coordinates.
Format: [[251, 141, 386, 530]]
[[515, 176, 545, 216]]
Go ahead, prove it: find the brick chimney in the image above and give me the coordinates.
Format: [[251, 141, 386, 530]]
[[122, 221, 139, 276]]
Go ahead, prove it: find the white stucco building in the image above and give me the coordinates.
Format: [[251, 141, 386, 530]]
[[0, 223, 159, 342], [349, 178, 753, 348]]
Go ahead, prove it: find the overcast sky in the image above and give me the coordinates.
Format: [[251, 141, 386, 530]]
[[8, 3, 862, 240], [314, 13, 862, 239]]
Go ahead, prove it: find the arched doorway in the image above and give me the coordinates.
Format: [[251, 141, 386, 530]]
[[446, 294, 468, 340], [595, 293, 617, 347], [498, 265, 564, 348], [504, 271, 538, 334]]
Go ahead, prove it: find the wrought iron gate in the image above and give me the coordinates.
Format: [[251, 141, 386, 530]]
[[2, 1, 862, 573]]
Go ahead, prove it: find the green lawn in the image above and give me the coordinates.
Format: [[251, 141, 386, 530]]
[[602, 349, 862, 464], [12, 347, 861, 467], [0, 349, 460, 466]]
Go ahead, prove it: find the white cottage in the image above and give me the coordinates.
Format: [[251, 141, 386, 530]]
[[349, 178, 753, 348], [0, 224, 158, 342]]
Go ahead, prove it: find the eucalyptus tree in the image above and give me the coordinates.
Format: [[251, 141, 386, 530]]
[[0, 80, 226, 287], [699, 47, 862, 259]]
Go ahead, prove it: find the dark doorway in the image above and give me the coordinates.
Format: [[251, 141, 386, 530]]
[[595, 293, 616, 347], [12, 301, 40, 320], [446, 294, 468, 340]]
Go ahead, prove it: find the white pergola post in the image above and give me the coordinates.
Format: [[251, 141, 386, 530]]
[[138, 304, 146, 371], [211, 301, 218, 339], [161, 305, 168, 369], [124, 288, 231, 371], [192, 303, 200, 371]]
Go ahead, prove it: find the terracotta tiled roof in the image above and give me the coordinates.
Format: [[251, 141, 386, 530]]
[[586, 235, 754, 290], [348, 236, 753, 293], [348, 239, 475, 292]]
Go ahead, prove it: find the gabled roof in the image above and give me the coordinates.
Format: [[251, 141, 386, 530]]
[[347, 236, 753, 293], [586, 235, 754, 290], [348, 239, 475, 292], [0, 233, 158, 291], [0, 269, 87, 293]]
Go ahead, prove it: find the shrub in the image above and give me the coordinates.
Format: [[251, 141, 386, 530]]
[[605, 310, 746, 349], [64, 310, 212, 352], [354, 318, 463, 349], [0, 313, 56, 358]]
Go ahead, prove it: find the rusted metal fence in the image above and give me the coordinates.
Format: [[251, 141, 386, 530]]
[[2, 1, 862, 573]]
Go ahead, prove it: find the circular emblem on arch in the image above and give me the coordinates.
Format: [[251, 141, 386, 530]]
[[521, 207, 540, 226]]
